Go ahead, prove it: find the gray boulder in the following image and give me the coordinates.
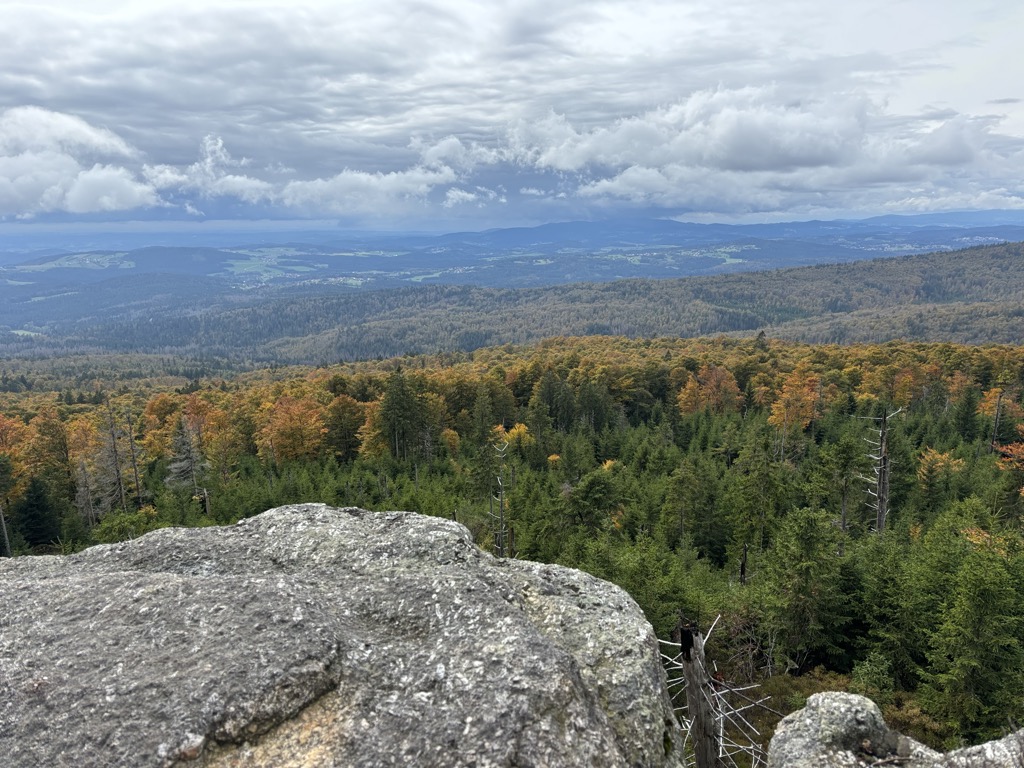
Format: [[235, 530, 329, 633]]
[[768, 692, 1024, 768], [0, 504, 682, 767]]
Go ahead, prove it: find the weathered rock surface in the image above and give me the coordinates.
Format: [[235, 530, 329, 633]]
[[0, 504, 682, 767], [768, 692, 1024, 768]]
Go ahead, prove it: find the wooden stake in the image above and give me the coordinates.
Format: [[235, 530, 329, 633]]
[[674, 616, 721, 768]]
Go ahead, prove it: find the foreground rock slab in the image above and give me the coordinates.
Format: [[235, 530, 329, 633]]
[[0, 504, 682, 767], [768, 692, 1024, 768]]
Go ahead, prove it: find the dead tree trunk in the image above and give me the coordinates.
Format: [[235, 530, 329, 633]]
[[489, 441, 509, 557], [123, 409, 144, 507], [0, 502, 11, 557], [75, 460, 98, 526], [104, 398, 129, 515], [989, 389, 1005, 454], [875, 409, 891, 533], [674, 617, 721, 768], [862, 408, 900, 533]]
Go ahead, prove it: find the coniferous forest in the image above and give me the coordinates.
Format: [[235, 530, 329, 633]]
[[2, 334, 1024, 749]]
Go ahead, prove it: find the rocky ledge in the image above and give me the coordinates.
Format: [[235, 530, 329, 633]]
[[768, 692, 1024, 768], [0, 504, 682, 767]]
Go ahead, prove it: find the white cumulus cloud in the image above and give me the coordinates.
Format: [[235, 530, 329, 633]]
[[0, 106, 158, 216], [0, 106, 138, 159], [443, 188, 479, 208], [64, 164, 160, 213], [281, 165, 458, 216], [144, 135, 274, 203]]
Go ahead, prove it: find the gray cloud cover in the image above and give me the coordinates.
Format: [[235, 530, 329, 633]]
[[2, 0, 1024, 228]]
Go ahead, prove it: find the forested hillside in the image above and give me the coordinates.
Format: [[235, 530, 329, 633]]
[[2, 334, 1023, 748], [4, 241, 1021, 363]]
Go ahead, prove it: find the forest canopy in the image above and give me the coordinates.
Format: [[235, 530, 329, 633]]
[[1, 333, 1023, 748]]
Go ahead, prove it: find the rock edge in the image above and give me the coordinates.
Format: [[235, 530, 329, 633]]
[[768, 692, 1024, 768], [0, 504, 682, 768]]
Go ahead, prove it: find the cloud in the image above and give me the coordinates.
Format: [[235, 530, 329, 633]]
[[0, 106, 157, 216], [443, 188, 478, 208], [0, 106, 138, 159], [517, 86, 1024, 216], [577, 165, 788, 214], [281, 165, 458, 216], [5, 89, 1024, 224], [0, 106, 463, 220], [441, 185, 506, 208], [2, 2, 1024, 225], [415, 136, 500, 172], [145, 135, 274, 204], [508, 87, 871, 174], [903, 117, 981, 166], [63, 164, 160, 213]]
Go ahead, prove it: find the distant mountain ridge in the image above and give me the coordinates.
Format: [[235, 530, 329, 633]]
[[3, 239, 1022, 364], [4, 211, 1024, 298]]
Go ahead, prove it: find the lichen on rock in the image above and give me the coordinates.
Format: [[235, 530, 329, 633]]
[[768, 692, 1024, 768], [0, 504, 683, 767]]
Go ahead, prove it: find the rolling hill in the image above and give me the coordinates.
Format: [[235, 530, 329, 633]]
[[2, 240, 1021, 364]]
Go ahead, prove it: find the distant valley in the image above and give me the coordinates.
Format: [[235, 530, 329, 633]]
[[5, 211, 1024, 291], [1, 212, 1023, 364]]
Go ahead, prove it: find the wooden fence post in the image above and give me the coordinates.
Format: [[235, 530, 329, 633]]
[[675, 616, 721, 768]]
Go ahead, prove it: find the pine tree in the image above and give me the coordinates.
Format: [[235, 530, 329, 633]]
[[26, 406, 75, 507], [470, 381, 495, 448], [814, 433, 867, 541], [761, 507, 846, 672], [918, 546, 1024, 742], [73, 459, 98, 527], [325, 394, 365, 462], [378, 369, 422, 461], [13, 477, 60, 550]]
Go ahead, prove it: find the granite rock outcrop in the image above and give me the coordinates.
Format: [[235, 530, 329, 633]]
[[0, 504, 682, 767], [768, 692, 1023, 768]]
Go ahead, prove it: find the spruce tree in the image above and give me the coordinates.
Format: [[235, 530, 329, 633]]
[[918, 546, 1024, 742], [13, 477, 60, 550]]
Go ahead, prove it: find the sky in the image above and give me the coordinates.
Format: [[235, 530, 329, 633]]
[[3, 0, 1024, 231]]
